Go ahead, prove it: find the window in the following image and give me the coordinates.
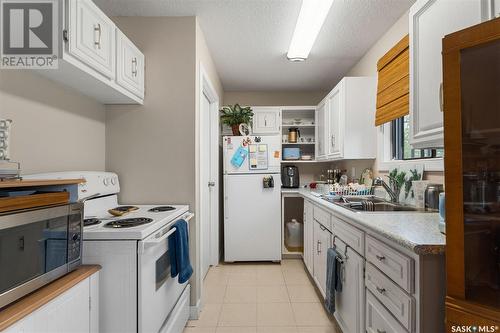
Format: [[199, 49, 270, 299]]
[[391, 115, 444, 160]]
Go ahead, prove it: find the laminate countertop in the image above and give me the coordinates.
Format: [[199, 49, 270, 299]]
[[0, 265, 101, 331], [282, 188, 446, 255]]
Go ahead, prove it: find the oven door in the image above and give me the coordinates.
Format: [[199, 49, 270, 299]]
[[137, 213, 194, 333], [0, 204, 82, 308]]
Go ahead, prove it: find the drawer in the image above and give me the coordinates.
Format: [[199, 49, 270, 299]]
[[365, 263, 414, 331], [331, 215, 365, 254], [313, 205, 331, 231], [366, 290, 408, 333], [366, 235, 413, 293]]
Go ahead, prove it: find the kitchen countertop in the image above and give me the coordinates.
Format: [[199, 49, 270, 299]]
[[282, 188, 445, 255], [0, 265, 101, 331]]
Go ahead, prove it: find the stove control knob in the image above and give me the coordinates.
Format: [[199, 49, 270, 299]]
[[111, 177, 116, 185], [103, 178, 110, 186]]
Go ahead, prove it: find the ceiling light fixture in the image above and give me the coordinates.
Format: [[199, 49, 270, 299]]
[[287, 0, 334, 62]]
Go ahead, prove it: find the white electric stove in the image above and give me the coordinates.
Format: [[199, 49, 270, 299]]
[[24, 171, 193, 333]]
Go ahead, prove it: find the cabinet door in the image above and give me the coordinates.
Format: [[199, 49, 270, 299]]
[[366, 290, 406, 333], [68, 0, 116, 79], [303, 200, 314, 275], [335, 239, 365, 333], [252, 107, 281, 134], [315, 100, 327, 159], [116, 29, 144, 98], [313, 220, 331, 297], [327, 85, 343, 159], [409, 0, 487, 148]]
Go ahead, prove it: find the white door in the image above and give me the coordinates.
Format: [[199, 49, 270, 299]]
[[224, 174, 281, 261], [327, 86, 343, 159], [316, 99, 327, 159], [252, 107, 281, 134], [201, 92, 212, 278], [409, 0, 488, 148], [68, 0, 116, 78], [334, 238, 365, 333], [116, 29, 144, 98], [199, 67, 220, 281]]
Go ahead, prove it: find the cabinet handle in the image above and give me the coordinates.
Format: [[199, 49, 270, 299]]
[[132, 57, 138, 77], [376, 286, 386, 294], [439, 82, 443, 112], [94, 23, 102, 49], [377, 330, 387, 333], [264, 116, 267, 127], [317, 240, 321, 254], [375, 255, 386, 261]]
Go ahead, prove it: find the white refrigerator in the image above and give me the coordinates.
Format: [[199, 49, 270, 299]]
[[223, 135, 282, 262]]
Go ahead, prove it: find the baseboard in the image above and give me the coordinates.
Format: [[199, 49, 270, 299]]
[[189, 299, 201, 320]]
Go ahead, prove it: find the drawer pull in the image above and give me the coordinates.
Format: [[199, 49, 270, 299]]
[[132, 57, 138, 77], [375, 255, 386, 261], [376, 286, 386, 294], [377, 330, 386, 333], [94, 23, 102, 49]]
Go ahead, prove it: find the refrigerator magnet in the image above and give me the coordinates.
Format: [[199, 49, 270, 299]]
[[230, 146, 247, 168]]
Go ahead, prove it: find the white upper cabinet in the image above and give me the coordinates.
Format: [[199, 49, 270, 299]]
[[409, 0, 492, 148], [327, 83, 343, 159], [68, 0, 116, 79], [315, 98, 327, 159], [116, 29, 145, 99], [316, 77, 377, 161], [252, 107, 281, 135]]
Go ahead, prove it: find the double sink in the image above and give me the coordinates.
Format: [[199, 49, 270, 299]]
[[322, 195, 423, 213]]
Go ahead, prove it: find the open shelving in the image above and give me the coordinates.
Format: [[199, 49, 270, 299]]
[[281, 106, 316, 163]]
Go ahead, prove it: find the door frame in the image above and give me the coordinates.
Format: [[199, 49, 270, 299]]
[[198, 63, 220, 272]]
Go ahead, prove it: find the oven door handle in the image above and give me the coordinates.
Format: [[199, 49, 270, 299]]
[[138, 213, 194, 253]]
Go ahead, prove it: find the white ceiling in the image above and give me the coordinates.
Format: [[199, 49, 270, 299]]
[[94, 0, 414, 91]]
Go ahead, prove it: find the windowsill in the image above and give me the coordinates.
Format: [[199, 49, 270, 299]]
[[377, 157, 444, 172]]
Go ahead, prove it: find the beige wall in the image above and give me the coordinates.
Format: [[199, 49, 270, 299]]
[[106, 16, 223, 309], [224, 91, 326, 106], [345, 11, 444, 184], [0, 71, 106, 173]]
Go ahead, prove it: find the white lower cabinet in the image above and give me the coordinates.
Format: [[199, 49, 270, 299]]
[[303, 200, 314, 275], [4, 272, 99, 333], [303, 199, 445, 333], [366, 290, 407, 333], [334, 238, 365, 333], [313, 219, 331, 297]]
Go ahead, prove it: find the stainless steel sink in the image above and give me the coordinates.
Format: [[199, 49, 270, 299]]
[[321, 195, 423, 213]]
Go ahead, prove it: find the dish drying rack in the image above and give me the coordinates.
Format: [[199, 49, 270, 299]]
[[327, 184, 374, 196]]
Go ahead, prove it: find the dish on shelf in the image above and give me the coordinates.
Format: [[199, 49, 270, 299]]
[[301, 155, 312, 160]]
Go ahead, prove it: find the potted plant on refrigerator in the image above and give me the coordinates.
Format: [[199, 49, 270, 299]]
[[220, 104, 253, 135]]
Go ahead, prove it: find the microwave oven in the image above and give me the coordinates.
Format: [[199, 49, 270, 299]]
[[0, 203, 83, 308]]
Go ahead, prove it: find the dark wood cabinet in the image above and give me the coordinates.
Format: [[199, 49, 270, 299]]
[[443, 17, 500, 329]]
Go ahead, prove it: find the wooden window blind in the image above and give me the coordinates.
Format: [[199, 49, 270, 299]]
[[375, 35, 409, 126]]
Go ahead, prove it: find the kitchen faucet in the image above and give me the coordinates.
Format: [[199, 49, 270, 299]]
[[373, 177, 399, 203]]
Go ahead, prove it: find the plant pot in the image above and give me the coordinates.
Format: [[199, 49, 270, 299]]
[[231, 124, 241, 136]]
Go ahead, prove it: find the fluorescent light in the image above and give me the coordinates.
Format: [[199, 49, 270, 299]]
[[287, 0, 334, 61]]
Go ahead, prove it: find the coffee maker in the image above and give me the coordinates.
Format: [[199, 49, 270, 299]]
[[282, 165, 300, 188]]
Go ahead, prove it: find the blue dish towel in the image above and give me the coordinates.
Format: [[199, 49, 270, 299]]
[[169, 219, 193, 284], [325, 247, 343, 315]]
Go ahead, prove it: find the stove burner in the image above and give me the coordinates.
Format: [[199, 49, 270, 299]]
[[112, 205, 139, 212], [83, 218, 101, 227], [148, 206, 176, 212], [104, 217, 153, 228]]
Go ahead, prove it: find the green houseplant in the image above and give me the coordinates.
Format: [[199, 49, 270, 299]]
[[220, 104, 253, 135]]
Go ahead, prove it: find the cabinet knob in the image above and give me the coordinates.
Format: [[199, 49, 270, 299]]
[[375, 255, 385, 261], [376, 286, 386, 294]]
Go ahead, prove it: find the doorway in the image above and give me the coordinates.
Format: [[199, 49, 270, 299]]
[[199, 65, 220, 280]]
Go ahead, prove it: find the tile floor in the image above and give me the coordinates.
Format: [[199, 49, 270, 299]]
[[184, 259, 340, 333]]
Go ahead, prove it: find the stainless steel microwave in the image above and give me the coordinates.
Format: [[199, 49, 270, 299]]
[[0, 203, 83, 308]]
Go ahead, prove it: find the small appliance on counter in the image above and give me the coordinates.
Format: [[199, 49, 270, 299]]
[[283, 147, 300, 160], [282, 165, 300, 188], [425, 183, 444, 212]]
